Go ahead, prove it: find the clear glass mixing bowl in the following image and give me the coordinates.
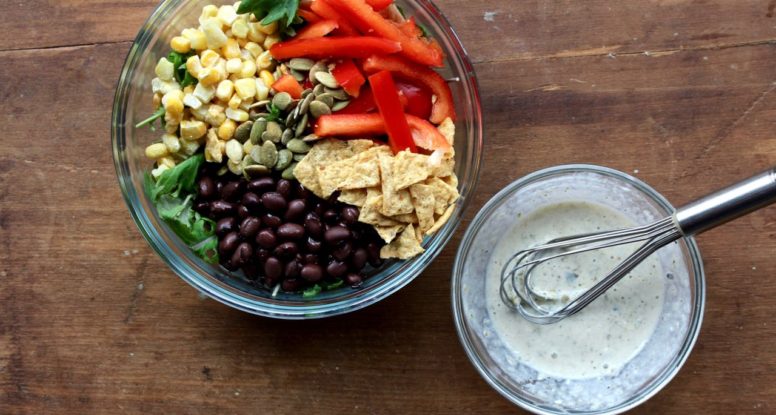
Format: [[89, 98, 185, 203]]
[[112, 0, 483, 319], [452, 165, 705, 414]]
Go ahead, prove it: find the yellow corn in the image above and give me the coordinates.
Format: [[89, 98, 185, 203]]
[[182, 28, 207, 50], [247, 22, 267, 43], [238, 59, 257, 79], [202, 19, 229, 49], [231, 18, 249, 39], [162, 134, 181, 153], [179, 138, 201, 156], [205, 129, 224, 163], [238, 96, 254, 111], [217, 5, 238, 26], [228, 93, 242, 109], [158, 156, 177, 168], [244, 42, 262, 58], [226, 58, 243, 74], [215, 80, 234, 101], [221, 38, 241, 59], [217, 119, 237, 140], [225, 107, 249, 122], [152, 93, 162, 108], [162, 91, 184, 118], [255, 78, 270, 100], [151, 164, 170, 178], [145, 143, 169, 159], [185, 55, 203, 78], [259, 70, 275, 89], [200, 50, 220, 67], [155, 57, 175, 81], [180, 120, 208, 140], [170, 36, 191, 54], [258, 21, 278, 35], [183, 84, 195, 95], [233, 78, 256, 100], [198, 67, 221, 86], [263, 34, 281, 50], [205, 104, 227, 127], [193, 82, 216, 103], [256, 50, 273, 70], [199, 5, 219, 26]]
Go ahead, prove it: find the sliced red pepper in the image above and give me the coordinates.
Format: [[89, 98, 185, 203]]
[[295, 19, 339, 40], [366, 0, 393, 11], [326, 0, 444, 67], [331, 59, 366, 97], [337, 87, 376, 114], [369, 70, 416, 153], [310, 0, 359, 35], [396, 81, 432, 119], [297, 8, 322, 23], [314, 113, 451, 151], [363, 54, 456, 123], [397, 17, 422, 38], [270, 37, 401, 60], [271, 74, 304, 99]]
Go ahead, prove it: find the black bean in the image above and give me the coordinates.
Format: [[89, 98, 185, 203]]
[[216, 181, 224, 194], [282, 278, 302, 292], [231, 242, 253, 267], [255, 248, 270, 263], [314, 202, 326, 216], [276, 179, 293, 199], [256, 229, 278, 249], [341, 206, 359, 225], [239, 217, 261, 240], [305, 237, 322, 253], [345, 273, 363, 287], [241, 192, 262, 213], [262, 192, 287, 212], [323, 209, 339, 224], [285, 199, 306, 221], [218, 231, 240, 255], [350, 247, 368, 270], [210, 200, 236, 217], [295, 182, 310, 200], [284, 259, 301, 279], [303, 253, 319, 264], [277, 223, 305, 240], [221, 181, 244, 202], [215, 217, 237, 237], [197, 176, 216, 200], [242, 261, 261, 279], [326, 260, 348, 278], [304, 212, 323, 237], [274, 242, 299, 260], [222, 259, 239, 271], [325, 226, 350, 244], [237, 205, 251, 220], [194, 201, 211, 216], [262, 213, 282, 228], [332, 241, 352, 261], [367, 242, 384, 267], [300, 263, 323, 283], [264, 257, 283, 280], [247, 177, 275, 194]]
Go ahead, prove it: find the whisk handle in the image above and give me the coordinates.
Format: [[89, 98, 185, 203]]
[[676, 167, 776, 236]]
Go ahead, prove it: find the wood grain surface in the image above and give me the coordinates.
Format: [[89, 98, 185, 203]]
[[2, 1, 776, 413]]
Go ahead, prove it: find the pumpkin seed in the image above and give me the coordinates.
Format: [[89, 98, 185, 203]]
[[234, 120, 253, 143], [272, 92, 293, 111], [293, 153, 307, 162], [217, 165, 229, 176], [290, 69, 306, 82], [301, 133, 322, 143], [262, 121, 282, 143], [315, 71, 340, 89], [250, 118, 267, 144], [249, 100, 271, 109], [315, 93, 335, 108], [285, 109, 296, 126], [258, 140, 279, 167], [295, 113, 309, 137], [282, 162, 298, 180], [331, 100, 351, 112], [325, 88, 350, 101], [309, 100, 332, 118], [281, 128, 294, 145], [312, 84, 325, 96], [227, 159, 243, 175], [309, 61, 327, 84], [299, 93, 314, 116], [249, 145, 262, 164], [275, 149, 293, 171], [289, 58, 315, 71], [250, 111, 270, 121], [243, 164, 270, 179], [301, 88, 313, 99], [286, 138, 311, 154]]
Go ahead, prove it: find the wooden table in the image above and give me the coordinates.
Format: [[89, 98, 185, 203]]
[[2, 1, 776, 413]]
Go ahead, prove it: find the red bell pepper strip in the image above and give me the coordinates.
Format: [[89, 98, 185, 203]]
[[295, 19, 339, 40], [310, 0, 359, 35], [337, 87, 377, 114], [366, 0, 393, 11], [272, 74, 304, 99], [396, 81, 432, 119], [326, 0, 444, 67], [297, 8, 322, 23], [270, 37, 401, 60], [397, 17, 422, 38], [314, 113, 451, 152], [331, 59, 366, 97], [363, 54, 456, 123], [369, 71, 417, 153]]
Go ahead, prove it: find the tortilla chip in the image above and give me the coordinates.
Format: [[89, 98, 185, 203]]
[[374, 224, 405, 243], [294, 139, 353, 197], [378, 152, 415, 216], [430, 156, 455, 178], [358, 191, 401, 227], [426, 177, 460, 215], [393, 150, 432, 190], [338, 188, 368, 207], [380, 224, 425, 259], [409, 183, 436, 234], [426, 203, 456, 236], [438, 117, 455, 147], [393, 212, 418, 224], [319, 147, 383, 197], [414, 224, 425, 242], [443, 173, 459, 189]]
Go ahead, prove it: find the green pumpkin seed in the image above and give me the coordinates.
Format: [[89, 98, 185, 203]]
[[250, 118, 267, 144], [234, 120, 253, 143], [217, 165, 229, 176], [259, 140, 279, 167], [331, 100, 350, 112], [299, 93, 314, 116], [249, 145, 262, 164], [243, 164, 270, 179], [289, 58, 315, 71], [285, 109, 296, 127], [309, 62, 327, 84], [301, 88, 313, 99], [282, 162, 298, 180], [301, 133, 321, 143], [272, 92, 293, 111], [293, 153, 307, 162], [281, 128, 294, 145], [309, 100, 332, 118], [249, 100, 271, 109], [314, 71, 340, 89], [295, 113, 309, 137], [250, 111, 270, 121], [262, 121, 282, 143], [286, 138, 311, 154], [275, 149, 293, 171], [312, 84, 325, 96], [325, 88, 350, 101], [315, 93, 335, 108], [290, 69, 306, 82]]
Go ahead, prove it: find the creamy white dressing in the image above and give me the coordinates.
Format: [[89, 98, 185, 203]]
[[486, 201, 665, 379]]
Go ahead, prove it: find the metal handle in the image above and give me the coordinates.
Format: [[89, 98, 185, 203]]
[[675, 167, 776, 236]]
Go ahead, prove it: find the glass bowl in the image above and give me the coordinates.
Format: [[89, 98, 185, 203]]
[[452, 165, 705, 414], [112, 0, 483, 319]]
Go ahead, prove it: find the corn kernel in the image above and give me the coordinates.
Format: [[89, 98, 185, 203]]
[[193, 82, 216, 103], [205, 104, 227, 127], [258, 21, 278, 35], [225, 139, 244, 162], [183, 93, 202, 110], [158, 156, 177, 168], [213, 59, 227, 80], [228, 93, 242, 109], [247, 23, 267, 43], [256, 50, 273, 70], [182, 28, 207, 50], [183, 84, 195, 94], [263, 34, 281, 49], [180, 120, 208, 140], [238, 97, 254, 111], [255, 78, 270, 100], [239, 59, 257, 78], [151, 164, 170, 178], [198, 67, 220, 86], [258, 70, 275, 89], [180, 138, 201, 156], [218, 119, 237, 140], [163, 91, 184, 118], [226, 58, 243, 74], [221, 38, 241, 59], [205, 129, 224, 163], [225, 107, 249, 122], [170, 36, 191, 54], [199, 5, 219, 26], [233, 78, 256, 99], [213, 81, 233, 103], [145, 143, 169, 159], [217, 5, 238, 26], [152, 93, 162, 108], [162, 134, 181, 153], [200, 49, 220, 67], [151, 78, 181, 95], [244, 42, 262, 58], [231, 18, 249, 39], [202, 19, 229, 50], [155, 57, 175, 81], [185, 56, 203, 78]]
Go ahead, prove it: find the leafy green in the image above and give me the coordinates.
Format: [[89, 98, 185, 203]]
[[167, 51, 197, 87], [237, 0, 300, 29], [148, 154, 203, 202], [135, 105, 166, 130], [265, 103, 282, 121], [302, 284, 322, 298], [323, 279, 344, 291]]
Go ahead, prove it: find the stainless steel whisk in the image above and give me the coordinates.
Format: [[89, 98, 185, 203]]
[[500, 167, 776, 324]]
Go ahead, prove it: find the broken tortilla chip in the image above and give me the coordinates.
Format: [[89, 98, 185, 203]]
[[426, 203, 456, 236], [318, 147, 384, 197], [338, 188, 368, 206], [380, 224, 425, 259], [374, 224, 405, 243], [409, 183, 436, 234], [359, 191, 402, 227], [393, 150, 433, 190], [378, 152, 415, 216]]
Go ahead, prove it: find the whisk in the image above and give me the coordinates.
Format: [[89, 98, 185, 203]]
[[500, 167, 776, 324]]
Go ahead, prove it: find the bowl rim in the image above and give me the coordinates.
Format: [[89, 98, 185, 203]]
[[451, 164, 706, 415], [112, 0, 484, 319]]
